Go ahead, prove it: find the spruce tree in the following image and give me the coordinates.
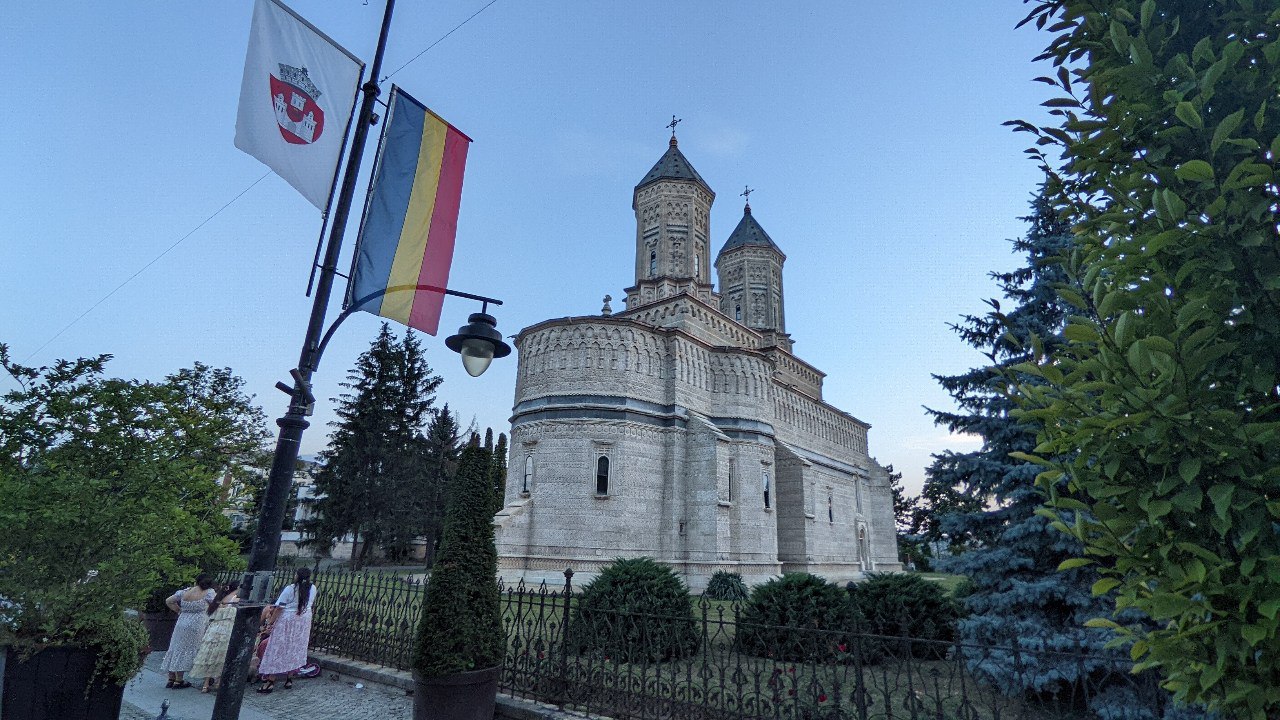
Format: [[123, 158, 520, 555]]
[[924, 189, 1121, 693], [303, 324, 441, 569], [490, 432, 507, 515]]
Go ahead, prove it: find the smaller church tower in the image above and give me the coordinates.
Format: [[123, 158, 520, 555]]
[[715, 200, 791, 352], [625, 134, 717, 310]]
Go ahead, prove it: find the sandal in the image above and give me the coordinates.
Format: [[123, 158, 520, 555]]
[[165, 680, 176, 689], [256, 680, 275, 694], [283, 678, 293, 690], [173, 681, 193, 689]]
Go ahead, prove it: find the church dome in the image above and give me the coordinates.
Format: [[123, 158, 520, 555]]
[[635, 136, 713, 195], [718, 204, 781, 255]]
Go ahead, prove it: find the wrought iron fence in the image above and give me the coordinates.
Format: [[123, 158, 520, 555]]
[[212, 566, 1174, 719], [214, 564, 426, 671], [499, 571, 1173, 720]]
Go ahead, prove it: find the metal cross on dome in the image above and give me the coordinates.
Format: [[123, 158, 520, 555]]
[[741, 186, 754, 206], [667, 115, 682, 137]]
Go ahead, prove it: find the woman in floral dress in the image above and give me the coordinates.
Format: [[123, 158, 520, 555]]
[[160, 573, 216, 689], [257, 568, 316, 693], [191, 581, 240, 693]]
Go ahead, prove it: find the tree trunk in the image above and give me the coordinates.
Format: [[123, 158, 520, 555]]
[[349, 526, 361, 571]]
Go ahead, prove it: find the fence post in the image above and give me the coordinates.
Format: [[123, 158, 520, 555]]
[[556, 568, 574, 709]]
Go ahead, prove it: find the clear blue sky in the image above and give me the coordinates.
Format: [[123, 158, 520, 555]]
[[1, 2, 1055, 496]]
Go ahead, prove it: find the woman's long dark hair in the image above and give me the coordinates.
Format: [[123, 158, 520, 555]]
[[194, 573, 214, 590], [208, 580, 241, 616], [295, 568, 312, 613]]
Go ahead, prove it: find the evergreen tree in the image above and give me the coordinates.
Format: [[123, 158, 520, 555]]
[[303, 324, 442, 569], [924, 189, 1123, 697], [490, 432, 507, 515], [420, 404, 461, 569]]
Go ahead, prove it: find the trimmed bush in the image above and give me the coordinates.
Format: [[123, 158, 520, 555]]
[[735, 573, 855, 662], [568, 557, 700, 662], [848, 572, 960, 659], [412, 439, 505, 677], [704, 571, 749, 601]]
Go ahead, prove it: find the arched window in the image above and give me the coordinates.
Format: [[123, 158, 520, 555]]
[[762, 471, 771, 509], [522, 456, 534, 494], [596, 456, 610, 495], [649, 251, 657, 277], [735, 304, 742, 321], [828, 493, 834, 523], [694, 253, 700, 277]]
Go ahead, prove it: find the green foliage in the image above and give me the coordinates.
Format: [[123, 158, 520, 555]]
[[1014, 2, 1280, 716], [84, 613, 150, 687], [413, 439, 505, 677], [490, 431, 507, 516], [0, 347, 263, 683], [736, 573, 855, 662], [848, 573, 961, 658], [303, 324, 442, 568], [704, 570, 750, 601], [568, 557, 700, 662], [420, 405, 461, 569]]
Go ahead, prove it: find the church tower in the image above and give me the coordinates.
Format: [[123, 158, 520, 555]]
[[624, 134, 717, 310], [715, 200, 792, 351]]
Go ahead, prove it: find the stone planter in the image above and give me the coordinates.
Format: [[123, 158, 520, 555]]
[[139, 610, 177, 653], [412, 665, 500, 720], [1, 646, 125, 720]]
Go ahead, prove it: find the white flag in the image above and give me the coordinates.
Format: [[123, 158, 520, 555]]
[[234, 0, 363, 210]]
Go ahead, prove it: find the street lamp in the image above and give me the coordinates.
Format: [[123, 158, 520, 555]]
[[445, 310, 511, 377]]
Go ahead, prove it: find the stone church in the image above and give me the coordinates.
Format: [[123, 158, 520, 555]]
[[494, 134, 901, 591]]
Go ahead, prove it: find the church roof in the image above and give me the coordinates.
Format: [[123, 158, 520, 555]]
[[718, 204, 781, 255], [635, 137, 712, 194]]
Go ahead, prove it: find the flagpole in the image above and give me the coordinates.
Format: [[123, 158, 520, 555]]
[[211, 1, 397, 717]]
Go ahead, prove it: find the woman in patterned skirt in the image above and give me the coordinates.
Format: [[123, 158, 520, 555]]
[[160, 573, 216, 689], [191, 580, 240, 693], [256, 568, 316, 693]]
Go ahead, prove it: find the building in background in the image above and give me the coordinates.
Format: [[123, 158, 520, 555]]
[[494, 135, 901, 591]]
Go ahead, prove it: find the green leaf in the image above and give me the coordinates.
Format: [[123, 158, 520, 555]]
[[1241, 624, 1268, 646], [1058, 557, 1095, 571], [1092, 578, 1121, 596], [1208, 484, 1236, 521], [1175, 102, 1203, 129], [1212, 109, 1245, 153], [1179, 457, 1202, 483], [1259, 599, 1280, 620], [1175, 160, 1215, 182], [1084, 617, 1122, 629]]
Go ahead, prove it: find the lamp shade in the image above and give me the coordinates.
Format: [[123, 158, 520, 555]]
[[445, 312, 511, 377]]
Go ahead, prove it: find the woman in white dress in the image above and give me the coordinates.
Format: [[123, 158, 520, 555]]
[[256, 568, 316, 693], [191, 581, 240, 693], [159, 573, 216, 689]]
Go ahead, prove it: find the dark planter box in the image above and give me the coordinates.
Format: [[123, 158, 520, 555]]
[[1, 646, 125, 720], [139, 610, 178, 653], [413, 665, 499, 720]]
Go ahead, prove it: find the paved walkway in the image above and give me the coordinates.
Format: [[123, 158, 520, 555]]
[[121, 653, 410, 719]]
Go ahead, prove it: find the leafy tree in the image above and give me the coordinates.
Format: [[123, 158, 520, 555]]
[[1012, 2, 1280, 716], [911, 459, 986, 553], [303, 324, 442, 568], [883, 464, 927, 570], [0, 347, 259, 681]]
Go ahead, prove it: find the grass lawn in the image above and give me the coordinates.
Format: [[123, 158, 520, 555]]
[[916, 572, 967, 596]]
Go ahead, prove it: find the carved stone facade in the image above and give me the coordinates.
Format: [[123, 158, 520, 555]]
[[494, 138, 901, 591]]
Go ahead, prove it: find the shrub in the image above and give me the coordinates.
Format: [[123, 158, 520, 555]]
[[735, 573, 855, 662], [704, 571, 749, 601], [848, 572, 960, 658], [568, 557, 700, 663], [413, 439, 505, 677]]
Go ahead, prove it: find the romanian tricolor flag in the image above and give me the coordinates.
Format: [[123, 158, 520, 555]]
[[347, 86, 471, 335]]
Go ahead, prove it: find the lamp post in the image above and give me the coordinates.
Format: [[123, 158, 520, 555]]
[[445, 303, 511, 377], [209, 0, 507, 715]]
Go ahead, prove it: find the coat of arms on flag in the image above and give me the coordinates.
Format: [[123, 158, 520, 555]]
[[270, 64, 325, 144], [234, 0, 363, 210]]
